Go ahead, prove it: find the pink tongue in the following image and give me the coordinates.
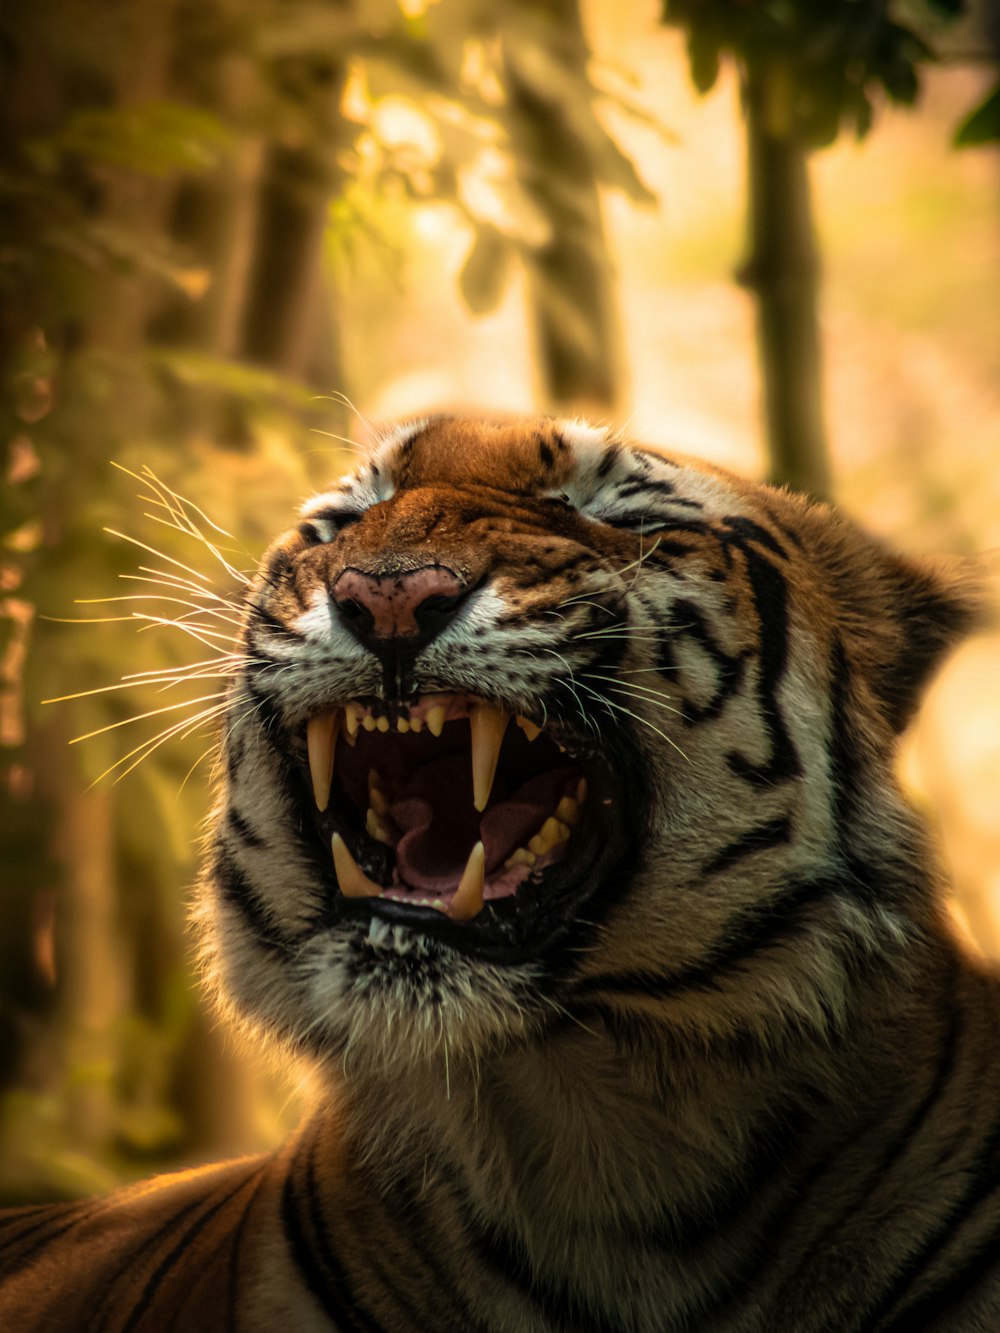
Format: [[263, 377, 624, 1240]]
[[388, 756, 576, 893]]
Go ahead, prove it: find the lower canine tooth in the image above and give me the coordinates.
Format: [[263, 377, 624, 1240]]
[[450, 841, 485, 921], [307, 711, 340, 812], [332, 833, 383, 898]]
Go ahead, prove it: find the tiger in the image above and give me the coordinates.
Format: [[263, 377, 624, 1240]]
[[1, 413, 997, 1332]]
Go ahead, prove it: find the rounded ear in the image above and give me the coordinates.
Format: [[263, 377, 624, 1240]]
[[864, 552, 987, 733], [795, 502, 991, 735]]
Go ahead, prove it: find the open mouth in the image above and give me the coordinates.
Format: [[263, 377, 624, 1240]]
[[302, 693, 625, 955]]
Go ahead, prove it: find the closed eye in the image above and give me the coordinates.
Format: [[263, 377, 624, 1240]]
[[299, 511, 363, 543]]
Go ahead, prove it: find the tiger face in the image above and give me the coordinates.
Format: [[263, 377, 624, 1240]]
[[201, 416, 976, 1078]]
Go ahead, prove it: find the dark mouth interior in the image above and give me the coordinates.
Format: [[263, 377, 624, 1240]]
[[338, 720, 581, 897], [301, 694, 623, 949]]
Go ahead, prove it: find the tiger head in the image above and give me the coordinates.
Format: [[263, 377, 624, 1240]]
[[200, 416, 980, 1084]]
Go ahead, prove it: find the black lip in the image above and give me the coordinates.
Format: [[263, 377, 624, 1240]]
[[293, 703, 637, 964]]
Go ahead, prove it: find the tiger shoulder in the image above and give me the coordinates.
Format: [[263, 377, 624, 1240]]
[[3, 415, 998, 1332]]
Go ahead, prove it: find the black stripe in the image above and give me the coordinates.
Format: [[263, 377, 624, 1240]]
[[719, 514, 788, 560], [462, 1212, 620, 1333], [662, 598, 749, 724], [226, 806, 266, 849], [0, 1203, 97, 1272], [863, 1103, 1000, 1327], [226, 1173, 268, 1333], [615, 478, 675, 499], [882, 1215, 1000, 1330], [537, 435, 555, 469], [281, 1158, 383, 1333], [725, 545, 801, 787], [595, 444, 621, 479], [210, 840, 291, 955], [247, 603, 305, 642], [702, 816, 792, 877], [573, 874, 840, 1002], [766, 965, 962, 1312], [120, 1176, 258, 1333], [380, 1175, 492, 1333]]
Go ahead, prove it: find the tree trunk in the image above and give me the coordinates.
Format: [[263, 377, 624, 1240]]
[[739, 63, 832, 500], [503, 0, 624, 414], [240, 141, 344, 386]]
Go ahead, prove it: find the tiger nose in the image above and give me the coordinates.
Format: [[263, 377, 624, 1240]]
[[331, 565, 467, 646]]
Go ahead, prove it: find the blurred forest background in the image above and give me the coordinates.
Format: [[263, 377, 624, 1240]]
[[1, 0, 999, 1203]]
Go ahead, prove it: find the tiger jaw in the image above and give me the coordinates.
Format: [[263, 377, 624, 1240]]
[[302, 691, 610, 941]]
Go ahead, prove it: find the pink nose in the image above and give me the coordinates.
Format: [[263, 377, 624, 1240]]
[[331, 565, 465, 642]]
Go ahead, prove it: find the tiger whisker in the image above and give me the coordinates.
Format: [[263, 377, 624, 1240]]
[[571, 680, 689, 761], [121, 571, 244, 610], [68, 691, 228, 745], [99, 698, 239, 787], [583, 673, 684, 718], [114, 461, 255, 582], [104, 528, 219, 587]]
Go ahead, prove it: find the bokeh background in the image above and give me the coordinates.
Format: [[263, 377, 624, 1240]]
[[1, 0, 998, 1203]]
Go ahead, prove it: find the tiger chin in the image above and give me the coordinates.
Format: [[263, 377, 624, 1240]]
[[3, 414, 999, 1332]]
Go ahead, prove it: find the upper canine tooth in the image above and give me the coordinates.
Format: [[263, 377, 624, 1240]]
[[470, 703, 509, 812], [307, 711, 340, 812], [450, 841, 485, 921], [332, 833, 383, 898], [516, 716, 541, 742], [426, 704, 447, 737]]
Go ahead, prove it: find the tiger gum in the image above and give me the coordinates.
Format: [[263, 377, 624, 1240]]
[[306, 695, 584, 922]]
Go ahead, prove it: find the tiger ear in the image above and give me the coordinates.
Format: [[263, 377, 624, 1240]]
[[826, 536, 991, 734], [867, 552, 988, 733]]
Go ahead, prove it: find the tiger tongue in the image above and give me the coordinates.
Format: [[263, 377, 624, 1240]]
[[389, 761, 574, 893]]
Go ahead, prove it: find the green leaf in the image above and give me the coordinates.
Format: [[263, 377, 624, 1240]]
[[34, 102, 233, 178], [459, 225, 511, 315], [954, 83, 1000, 148]]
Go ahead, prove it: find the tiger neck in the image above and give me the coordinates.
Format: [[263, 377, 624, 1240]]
[[317, 945, 953, 1277]]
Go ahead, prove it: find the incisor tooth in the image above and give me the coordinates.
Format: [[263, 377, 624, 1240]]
[[409, 715, 424, 734], [470, 704, 509, 812], [516, 716, 541, 742], [307, 711, 340, 812], [376, 715, 390, 733], [450, 841, 485, 921], [427, 704, 446, 737], [345, 705, 361, 737], [362, 713, 377, 732], [332, 833, 382, 898], [397, 717, 410, 733]]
